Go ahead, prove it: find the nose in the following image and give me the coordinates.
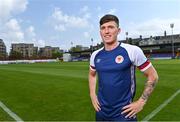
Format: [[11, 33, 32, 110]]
[[104, 28, 109, 34]]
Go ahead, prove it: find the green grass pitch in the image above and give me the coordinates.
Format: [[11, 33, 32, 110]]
[[0, 60, 179, 121]]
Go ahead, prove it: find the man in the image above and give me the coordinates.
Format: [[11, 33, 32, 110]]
[[89, 14, 158, 121]]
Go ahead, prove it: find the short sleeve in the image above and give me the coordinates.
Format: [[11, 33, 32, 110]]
[[90, 52, 96, 71], [89, 47, 104, 71], [132, 46, 152, 72], [121, 43, 151, 72]]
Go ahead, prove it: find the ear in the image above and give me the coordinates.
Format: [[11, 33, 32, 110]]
[[118, 28, 121, 34]]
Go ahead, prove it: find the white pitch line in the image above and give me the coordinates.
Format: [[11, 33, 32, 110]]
[[142, 89, 180, 121], [0, 101, 24, 122]]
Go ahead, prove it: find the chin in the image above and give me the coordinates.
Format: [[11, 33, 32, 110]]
[[104, 41, 115, 45], [104, 40, 114, 44], [104, 39, 112, 43]]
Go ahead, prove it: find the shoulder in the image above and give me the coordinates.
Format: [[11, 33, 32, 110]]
[[120, 43, 147, 66], [89, 47, 104, 70], [91, 47, 104, 59], [120, 43, 144, 57], [120, 43, 142, 52]]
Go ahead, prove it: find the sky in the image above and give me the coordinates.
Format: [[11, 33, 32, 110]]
[[0, 0, 180, 52]]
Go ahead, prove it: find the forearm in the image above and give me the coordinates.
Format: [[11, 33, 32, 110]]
[[140, 80, 157, 102], [89, 70, 101, 111], [139, 65, 159, 102], [121, 80, 158, 118], [89, 79, 96, 96]]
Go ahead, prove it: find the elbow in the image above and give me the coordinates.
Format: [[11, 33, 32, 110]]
[[155, 74, 159, 83], [148, 71, 159, 83], [153, 72, 159, 83]]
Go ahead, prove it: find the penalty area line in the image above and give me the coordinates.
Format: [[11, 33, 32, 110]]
[[0, 101, 24, 122], [142, 89, 180, 121]]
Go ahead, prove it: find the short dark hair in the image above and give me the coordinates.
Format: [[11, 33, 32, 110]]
[[99, 14, 119, 27]]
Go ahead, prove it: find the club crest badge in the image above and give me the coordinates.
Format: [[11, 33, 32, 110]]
[[115, 55, 124, 64]]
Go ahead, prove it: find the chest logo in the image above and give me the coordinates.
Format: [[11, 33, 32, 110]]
[[115, 55, 124, 64], [96, 59, 101, 63]]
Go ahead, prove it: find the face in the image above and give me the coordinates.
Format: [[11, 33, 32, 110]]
[[100, 21, 120, 45]]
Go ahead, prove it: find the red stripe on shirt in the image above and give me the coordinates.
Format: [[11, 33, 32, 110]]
[[90, 65, 96, 70], [138, 60, 150, 70]]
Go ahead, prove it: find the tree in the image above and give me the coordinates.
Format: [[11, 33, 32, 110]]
[[52, 51, 63, 59], [70, 45, 82, 52], [9, 51, 23, 60]]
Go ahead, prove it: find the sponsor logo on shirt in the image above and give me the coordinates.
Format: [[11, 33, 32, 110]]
[[96, 59, 101, 63], [115, 55, 124, 64]]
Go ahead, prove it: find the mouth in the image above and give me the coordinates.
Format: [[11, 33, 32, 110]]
[[104, 35, 111, 39]]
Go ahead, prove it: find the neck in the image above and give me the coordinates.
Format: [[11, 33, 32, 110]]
[[104, 41, 119, 51]]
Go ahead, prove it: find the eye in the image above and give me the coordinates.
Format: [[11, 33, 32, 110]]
[[100, 26, 105, 30]]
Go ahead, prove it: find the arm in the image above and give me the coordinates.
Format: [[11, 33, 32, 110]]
[[89, 68, 101, 111], [122, 65, 158, 118], [140, 65, 159, 102]]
